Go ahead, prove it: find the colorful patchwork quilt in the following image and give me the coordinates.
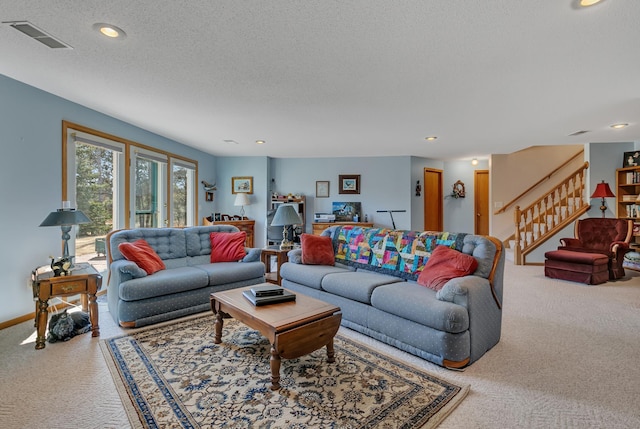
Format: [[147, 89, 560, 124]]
[[331, 226, 468, 280]]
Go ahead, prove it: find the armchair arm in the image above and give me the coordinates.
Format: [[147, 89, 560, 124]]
[[559, 238, 582, 247], [610, 241, 630, 259]]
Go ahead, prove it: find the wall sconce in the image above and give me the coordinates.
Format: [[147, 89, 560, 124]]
[[471, 158, 478, 166], [415, 180, 421, 196]]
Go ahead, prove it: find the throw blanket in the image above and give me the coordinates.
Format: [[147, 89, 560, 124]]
[[332, 226, 468, 281]]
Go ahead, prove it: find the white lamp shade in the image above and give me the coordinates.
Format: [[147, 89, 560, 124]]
[[270, 204, 301, 226], [234, 193, 250, 207]]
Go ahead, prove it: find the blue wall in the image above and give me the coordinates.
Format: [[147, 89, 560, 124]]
[[0, 74, 217, 324]]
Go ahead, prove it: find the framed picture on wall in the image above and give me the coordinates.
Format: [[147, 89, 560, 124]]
[[232, 176, 253, 194], [316, 181, 330, 198], [338, 175, 360, 194], [623, 151, 640, 168]]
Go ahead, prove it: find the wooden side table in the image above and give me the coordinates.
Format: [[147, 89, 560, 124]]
[[261, 246, 290, 285], [31, 263, 102, 350]]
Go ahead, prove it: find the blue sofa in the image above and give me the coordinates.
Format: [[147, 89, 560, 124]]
[[106, 225, 265, 328], [280, 226, 505, 369]]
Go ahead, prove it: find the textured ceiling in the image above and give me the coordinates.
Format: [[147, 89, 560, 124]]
[[1, 0, 639, 160]]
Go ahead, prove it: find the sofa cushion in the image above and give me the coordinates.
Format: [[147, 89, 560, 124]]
[[301, 234, 335, 265], [193, 261, 265, 285], [417, 245, 478, 291], [110, 228, 187, 261], [210, 231, 247, 263], [321, 271, 405, 304], [118, 239, 166, 275], [280, 262, 349, 290], [119, 266, 209, 301], [371, 282, 469, 333]]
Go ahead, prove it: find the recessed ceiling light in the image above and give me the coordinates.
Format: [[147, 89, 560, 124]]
[[610, 123, 629, 129], [92, 23, 126, 39], [256, 140, 265, 145], [580, 0, 603, 6], [424, 136, 437, 141]]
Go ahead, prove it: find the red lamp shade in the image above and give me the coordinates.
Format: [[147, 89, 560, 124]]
[[590, 180, 615, 218], [590, 181, 615, 198]]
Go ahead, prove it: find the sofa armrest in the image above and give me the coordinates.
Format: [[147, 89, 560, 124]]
[[287, 248, 303, 264], [108, 259, 146, 288], [242, 247, 262, 263], [559, 238, 582, 247], [436, 275, 487, 305]]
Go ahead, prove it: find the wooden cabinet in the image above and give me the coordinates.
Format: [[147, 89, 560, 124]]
[[615, 166, 640, 243], [312, 222, 374, 236], [203, 217, 255, 247]]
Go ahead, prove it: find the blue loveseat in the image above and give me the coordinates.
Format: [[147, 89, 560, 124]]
[[280, 226, 505, 368], [106, 225, 265, 328]]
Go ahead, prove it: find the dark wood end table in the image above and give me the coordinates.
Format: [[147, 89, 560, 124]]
[[210, 284, 341, 390], [31, 263, 102, 350], [261, 246, 290, 285]]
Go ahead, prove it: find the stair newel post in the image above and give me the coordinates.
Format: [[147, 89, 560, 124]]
[[514, 205, 522, 265]]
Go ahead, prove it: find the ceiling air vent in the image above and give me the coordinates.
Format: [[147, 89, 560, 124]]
[[3, 21, 73, 49], [568, 130, 589, 136]]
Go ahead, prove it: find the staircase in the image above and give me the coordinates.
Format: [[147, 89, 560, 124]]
[[505, 161, 590, 265]]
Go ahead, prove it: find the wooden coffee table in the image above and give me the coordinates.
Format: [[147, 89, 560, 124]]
[[210, 285, 341, 390]]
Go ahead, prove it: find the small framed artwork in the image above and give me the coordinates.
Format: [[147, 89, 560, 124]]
[[339, 174, 360, 194], [316, 181, 330, 198], [232, 176, 253, 194], [623, 151, 640, 168]]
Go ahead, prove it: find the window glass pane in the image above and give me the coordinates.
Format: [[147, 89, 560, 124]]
[[74, 140, 121, 274], [135, 157, 161, 228]]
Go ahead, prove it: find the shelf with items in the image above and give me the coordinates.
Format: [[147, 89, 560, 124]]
[[615, 166, 640, 219], [268, 195, 306, 246]]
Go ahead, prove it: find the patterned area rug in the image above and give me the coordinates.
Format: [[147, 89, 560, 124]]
[[101, 314, 469, 428]]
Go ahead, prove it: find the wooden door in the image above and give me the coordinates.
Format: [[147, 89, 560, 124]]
[[423, 168, 443, 231], [474, 170, 490, 235]]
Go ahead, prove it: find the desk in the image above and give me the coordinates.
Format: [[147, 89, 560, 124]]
[[31, 263, 102, 350], [261, 246, 290, 285]]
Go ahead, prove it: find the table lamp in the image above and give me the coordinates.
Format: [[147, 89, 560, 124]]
[[40, 202, 91, 260], [590, 180, 615, 218], [234, 192, 250, 218], [270, 204, 301, 250]]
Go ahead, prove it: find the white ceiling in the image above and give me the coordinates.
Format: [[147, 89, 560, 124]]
[[1, 1, 639, 160]]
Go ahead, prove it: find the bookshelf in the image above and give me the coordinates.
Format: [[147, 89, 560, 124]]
[[615, 166, 640, 241]]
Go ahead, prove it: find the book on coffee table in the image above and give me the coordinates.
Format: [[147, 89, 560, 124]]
[[250, 285, 284, 297], [243, 289, 296, 306]]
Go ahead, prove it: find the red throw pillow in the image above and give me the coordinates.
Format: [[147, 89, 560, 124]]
[[301, 234, 335, 265], [210, 231, 247, 263], [118, 239, 166, 275], [417, 245, 478, 291]]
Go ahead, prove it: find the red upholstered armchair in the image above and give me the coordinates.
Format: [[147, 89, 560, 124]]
[[558, 218, 633, 279]]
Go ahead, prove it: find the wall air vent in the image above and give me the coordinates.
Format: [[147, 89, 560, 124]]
[[568, 130, 590, 136], [3, 21, 73, 49]]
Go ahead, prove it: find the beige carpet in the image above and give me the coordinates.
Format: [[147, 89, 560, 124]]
[[1, 263, 640, 428], [101, 315, 467, 428]]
